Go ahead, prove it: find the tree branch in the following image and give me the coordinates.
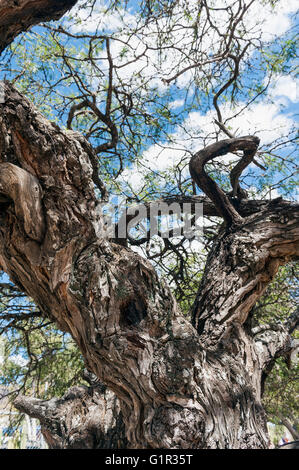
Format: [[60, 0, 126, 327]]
[[113, 195, 279, 244], [14, 384, 127, 449], [189, 136, 260, 225], [0, 0, 78, 54], [0, 162, 45, 241], [191, 199, 299, 347]]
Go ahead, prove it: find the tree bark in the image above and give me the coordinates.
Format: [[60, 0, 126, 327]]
[[0, 0, 78, 54], [191, 199, 299, 344], [14, 382, 127, 449], [0, 81, 298, 448]]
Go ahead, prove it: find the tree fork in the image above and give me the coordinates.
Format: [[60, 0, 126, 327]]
[[0, 81, 298, 448]]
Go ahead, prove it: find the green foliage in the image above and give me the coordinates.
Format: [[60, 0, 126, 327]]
[[252, 264, 298, 326], [0, 0, 298, 443], [252, 264, 299, 428], [0, 0, 296, 204], [0, 321, 84, 400], [264, 358, 299, 429], [0, 283, 84, 401]]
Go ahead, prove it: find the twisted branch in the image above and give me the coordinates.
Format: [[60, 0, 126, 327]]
[[14, 384, 126, 449], [189, 135, 260, 225]]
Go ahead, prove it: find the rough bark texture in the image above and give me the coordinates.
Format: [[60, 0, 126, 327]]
[[0, 0, 78, 54], [0, 82, 298, 448], [14, 382, 127, 449], [191, 200, 298, 345]]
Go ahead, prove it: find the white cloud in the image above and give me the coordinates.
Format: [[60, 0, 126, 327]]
[[65, 1, 297, 193], [65, 0, 298, 99], [142, 144, 187, 171], [68, 1, 136, 33], [121, 96, 295, 192], [186, 100, 294, 145], [226, 102, 294, 144], [270, 75, 299, 103], [247, 186, 282, 200], [119, 146, 185, 192], [241, 0, 298, 41], [279, 0, 298, 13], [11, 355, 28, 367], [169, 99, 185, 109], [120, 165, 146, 192]]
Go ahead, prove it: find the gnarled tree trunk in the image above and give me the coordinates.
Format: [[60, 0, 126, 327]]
[[0, 81, 298, 448], [0, 0, 298, 450]]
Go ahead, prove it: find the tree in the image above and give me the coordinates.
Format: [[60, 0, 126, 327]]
[[0, 0, 298, 449], [250, 265, 299, 441]]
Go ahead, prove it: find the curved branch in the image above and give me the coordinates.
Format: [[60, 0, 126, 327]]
[[212, 47, 250, 126], [253, 320, 298, 387], [189, 135, 260, 225], [67, 97, 118, 153], [14, 384, 127, 449], [0, 163, 45, 241], [0, 0, 78, 54], [114, 195, 275, 245], [229, 138, 260, 198], [66, 97, 116, 200]]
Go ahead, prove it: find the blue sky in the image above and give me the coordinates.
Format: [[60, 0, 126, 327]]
[[0, 0, 298, 366], [0, 0, 298, 202], [59, 0, 298, 198]]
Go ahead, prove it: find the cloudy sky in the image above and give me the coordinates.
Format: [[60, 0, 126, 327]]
[[64, 0, 298, 195]]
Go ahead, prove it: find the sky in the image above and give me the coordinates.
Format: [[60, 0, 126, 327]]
[[0, 0, 298, 371], [57, 0, 299, 261], [0, 0, 297, 236], [0, 0, 294, 202], [61, 0, 298, 198], [0, 0, 296, 261]]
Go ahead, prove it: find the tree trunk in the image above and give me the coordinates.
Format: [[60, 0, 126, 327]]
[[0, 82, 298, 448]]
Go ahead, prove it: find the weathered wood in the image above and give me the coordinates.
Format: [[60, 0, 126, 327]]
[[1, 0, 298, 451], [191, 199, 299, 346], [189, 136, 260, 225], [0, 82, 297, 448], [0, 0, 78, 53], [0, 162, 45, 241], [14, 383, 127, 449]]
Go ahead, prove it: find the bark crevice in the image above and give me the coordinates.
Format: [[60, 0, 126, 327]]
[[0, 82, 297, 448]]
